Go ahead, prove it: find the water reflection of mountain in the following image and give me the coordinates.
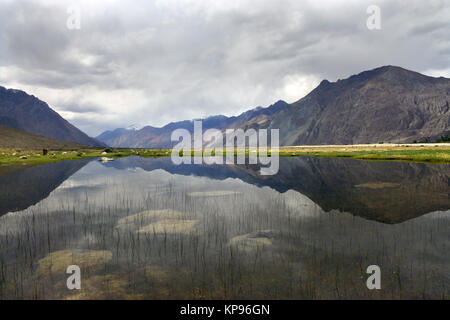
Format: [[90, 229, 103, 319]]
[[0, 159, 92, 216], [1, 156, 448, 223], [104, 156, 450, 224]]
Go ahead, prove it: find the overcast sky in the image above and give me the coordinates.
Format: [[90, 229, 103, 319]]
[[0, 0, 449, 136]]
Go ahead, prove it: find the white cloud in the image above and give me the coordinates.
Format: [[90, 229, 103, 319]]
[[0, 0, 449, 136], [276, 74, 321, 104]]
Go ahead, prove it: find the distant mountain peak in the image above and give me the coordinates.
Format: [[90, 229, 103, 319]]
[[318, 79, 331, 87], [204, 114, 228, 121], [96, 66, 450, 148], [284, 65, 450, 144], [349, 65, 434, 83]]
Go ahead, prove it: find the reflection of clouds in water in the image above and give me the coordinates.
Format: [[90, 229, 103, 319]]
[[286, 208, 449, 291], [56, 185, 103, 194], [57, 180, 104, 190], [187, 191, 241, 197], [0, 158, 449, 298], [1, 160, 448, 234], [281, 189, 321, 217], [0, 161, 322, 239]]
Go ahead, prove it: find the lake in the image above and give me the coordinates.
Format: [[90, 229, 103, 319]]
[[0, 156, 449, 299]]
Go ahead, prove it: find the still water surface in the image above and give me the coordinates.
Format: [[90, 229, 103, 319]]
[[0, 156, 448, 299]]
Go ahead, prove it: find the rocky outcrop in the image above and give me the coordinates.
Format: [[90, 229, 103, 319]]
[[269, 66, 450, 145]]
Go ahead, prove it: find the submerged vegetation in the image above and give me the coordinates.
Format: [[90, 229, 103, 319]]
[[0, 143, 449, 167], [0, 164, 448, 299]]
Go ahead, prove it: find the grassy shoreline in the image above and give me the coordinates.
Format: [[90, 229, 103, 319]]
[[0, 144, 449, 167], [0, 148, 171, 167], [278, 143, 450, 163]]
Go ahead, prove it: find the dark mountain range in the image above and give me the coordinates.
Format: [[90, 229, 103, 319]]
[[0, 86, 104, 147], [0, 125, 86, 149], [269, 65, 450, 145], [96, 128, 136, 144], [97, 100, 289, 147], [97, 66, 450, 147]]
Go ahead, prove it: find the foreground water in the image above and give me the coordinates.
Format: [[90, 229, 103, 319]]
[[0, 156, 448, 299]]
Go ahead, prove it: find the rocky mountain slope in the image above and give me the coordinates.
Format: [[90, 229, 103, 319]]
[[97, 66, 450, 147], [269, 66, 450, 145], [0, 125, 86, 149], [98, 100, 288, 148], [95, 128, 136, 144], [0, 86, 104, 147]]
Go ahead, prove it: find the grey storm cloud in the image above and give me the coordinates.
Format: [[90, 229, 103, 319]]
[[0, 0, 449, 136]]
